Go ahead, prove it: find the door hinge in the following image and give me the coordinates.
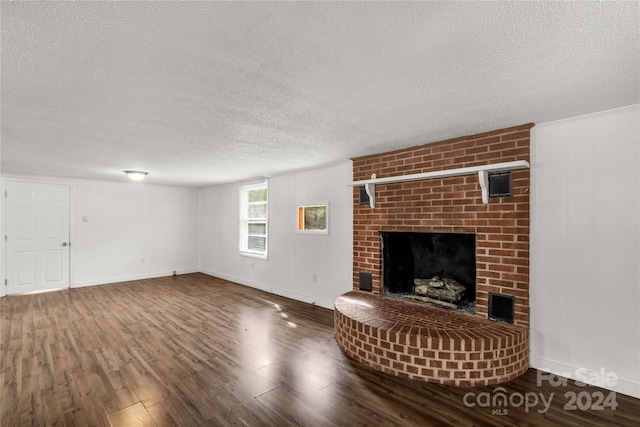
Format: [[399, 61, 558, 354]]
[[4, 279, 7, 286], [4, 235, 6, 242]]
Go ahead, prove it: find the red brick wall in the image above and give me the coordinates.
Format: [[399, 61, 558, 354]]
[[352, 124, 532, 326]]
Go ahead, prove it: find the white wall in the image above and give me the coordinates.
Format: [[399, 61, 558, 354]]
[[73, 179, 200, 286], [0, 176, 200, 291], [199, 161, 353, 309], [0, 166, 3, 298], [531, 104, 640, 398]]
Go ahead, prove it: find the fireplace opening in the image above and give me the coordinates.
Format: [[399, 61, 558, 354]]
[[382, 232, 476, 313]]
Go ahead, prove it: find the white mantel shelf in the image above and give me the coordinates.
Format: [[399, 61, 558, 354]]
[[349, 160, 530, 208]]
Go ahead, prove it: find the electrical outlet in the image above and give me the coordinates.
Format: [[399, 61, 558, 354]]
[[312, 273, 318, 283]]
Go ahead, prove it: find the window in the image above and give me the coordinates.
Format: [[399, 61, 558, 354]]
[[239, 180, 268, 258], [297, 203, 329, 234]]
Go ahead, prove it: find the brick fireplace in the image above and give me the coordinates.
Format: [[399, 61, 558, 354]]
[[334, 124, 532, 385]]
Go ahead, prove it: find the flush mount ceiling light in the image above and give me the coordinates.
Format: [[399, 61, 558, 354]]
[[124, 170, 148, 181]]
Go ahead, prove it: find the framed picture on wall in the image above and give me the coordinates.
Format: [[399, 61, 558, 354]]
[[297, 203, 329, 234]]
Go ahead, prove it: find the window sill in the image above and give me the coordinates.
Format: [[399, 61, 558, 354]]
[[239, 251, 268, 260], [296, 230, 329, 235]]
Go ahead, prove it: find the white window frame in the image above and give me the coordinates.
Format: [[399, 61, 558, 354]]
[[239, 180, 268, 259]]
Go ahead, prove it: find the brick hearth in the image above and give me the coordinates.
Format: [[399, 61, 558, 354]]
[[334, 291, 529, 386], [336, 124, 532, 385]]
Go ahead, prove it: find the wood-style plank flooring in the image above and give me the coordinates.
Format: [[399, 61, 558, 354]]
[[1, 273, 638, 426]]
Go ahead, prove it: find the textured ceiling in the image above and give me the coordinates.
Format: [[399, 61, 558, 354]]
[[2, 1, 639, 187]]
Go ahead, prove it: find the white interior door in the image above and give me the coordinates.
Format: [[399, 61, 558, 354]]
[[5, 181, 70, 295]]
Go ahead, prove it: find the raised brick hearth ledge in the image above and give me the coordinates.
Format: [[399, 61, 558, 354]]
[[334, 291, 529, 386]]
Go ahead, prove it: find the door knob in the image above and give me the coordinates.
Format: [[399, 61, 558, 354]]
[[62, 242, 68, 246]]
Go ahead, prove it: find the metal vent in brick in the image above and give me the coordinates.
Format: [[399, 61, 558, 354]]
[[358, 272, 372, 292], [489, 171, 513, 198], [488, 292, 515, 324], [358, 187, 370, 205]]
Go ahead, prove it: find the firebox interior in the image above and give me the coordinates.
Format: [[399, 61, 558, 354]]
[[382, 231, 476, 311]]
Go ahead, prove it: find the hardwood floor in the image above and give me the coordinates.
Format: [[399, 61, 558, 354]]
[[1, 273, 638, 426]]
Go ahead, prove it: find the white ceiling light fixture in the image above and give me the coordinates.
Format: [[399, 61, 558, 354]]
[[124, 170, 148, 181]]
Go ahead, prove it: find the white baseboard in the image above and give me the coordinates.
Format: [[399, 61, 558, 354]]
[[199, 269, 335, 310], [36, 266, 336, 311], [531, 355, 640, 399], [199, 268, 271, 293], [270, 287, 334, 311], [72, 268, 199, 288], [70, 267, 336, 312]]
